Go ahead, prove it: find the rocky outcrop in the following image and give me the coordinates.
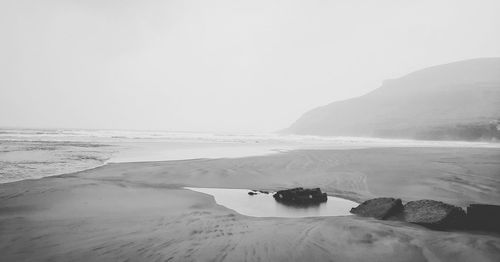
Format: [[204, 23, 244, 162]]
[[402, 200, 466, 229], [350, 198, 403, 220], [350, 198, 471, 230], [350, 198, 500, 232], [273, 188, 327, 206]]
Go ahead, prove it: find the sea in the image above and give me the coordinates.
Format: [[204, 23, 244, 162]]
[[1, 128, 498, 184]]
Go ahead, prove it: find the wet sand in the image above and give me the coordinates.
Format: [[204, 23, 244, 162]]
[[1, 147, 499, 261]]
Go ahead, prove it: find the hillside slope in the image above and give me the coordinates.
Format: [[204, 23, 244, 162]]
[[287, 58, 500, 141]]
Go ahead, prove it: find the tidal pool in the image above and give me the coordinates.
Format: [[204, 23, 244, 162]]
[[185, 187, 358, 218]]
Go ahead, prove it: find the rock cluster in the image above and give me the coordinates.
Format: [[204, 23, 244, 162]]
[[273, 187, 327, 206], [248, 190, 270, 196], [350, 198, 499, 232]]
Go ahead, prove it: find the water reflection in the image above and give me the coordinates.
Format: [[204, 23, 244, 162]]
[[186, 187, 357, 218]]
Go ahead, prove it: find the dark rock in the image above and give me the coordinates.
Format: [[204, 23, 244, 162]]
[[350, 197, 499, 232], [273, 187, 327, 206], [466, 204, 500, 232], [350, 198, 403, 220], [403, 200, 466, 229], [248, 191, 257, 196], [258, 190, 269, 194]]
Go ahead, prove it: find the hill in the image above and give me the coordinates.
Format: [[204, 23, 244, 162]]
[[287, 58, 500, 141]]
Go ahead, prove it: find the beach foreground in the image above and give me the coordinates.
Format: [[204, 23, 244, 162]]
[[1, 147, 499, 261]]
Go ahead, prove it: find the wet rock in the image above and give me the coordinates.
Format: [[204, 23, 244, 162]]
[[466, 204, 500, 232], [248, 191, 257, 196], [350, 198, 403, 220], [273, 187, 327, 206], [252, 190, 269, 194], [350, 197, 499, 232], [403, 200, 466, 229]]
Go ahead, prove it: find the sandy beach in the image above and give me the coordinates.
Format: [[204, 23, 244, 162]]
[[1, 147, 499, 261]]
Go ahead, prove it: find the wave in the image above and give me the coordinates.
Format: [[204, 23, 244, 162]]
[[1, 128, 499, 148]]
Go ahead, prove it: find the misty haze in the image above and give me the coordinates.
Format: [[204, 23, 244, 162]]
[[1, 1, 499, 262]]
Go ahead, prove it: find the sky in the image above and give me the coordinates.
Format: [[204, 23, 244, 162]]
[[1, 0, 500, 133]]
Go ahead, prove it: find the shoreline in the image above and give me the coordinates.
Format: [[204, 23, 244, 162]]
[[4, 146, 500, 204], [2, 131, 500, 185]]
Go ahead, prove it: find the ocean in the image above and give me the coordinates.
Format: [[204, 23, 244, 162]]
[[1, 128, 498, 184]]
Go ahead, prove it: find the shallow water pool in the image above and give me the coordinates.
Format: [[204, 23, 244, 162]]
[[185, 187, 358, 218]]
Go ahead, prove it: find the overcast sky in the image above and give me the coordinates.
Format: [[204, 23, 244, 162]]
[[1, 0, 499, 133]]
